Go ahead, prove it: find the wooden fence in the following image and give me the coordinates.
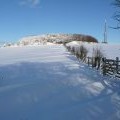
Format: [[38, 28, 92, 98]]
[[87, 57, 120, 78], [102, 57, 120, 78], [87, 57, 102, 70], [65, 45, 120, 78]]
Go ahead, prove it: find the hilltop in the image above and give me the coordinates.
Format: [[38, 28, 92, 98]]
[[19, 34, 98, 45], [3, 34, 98, 47]]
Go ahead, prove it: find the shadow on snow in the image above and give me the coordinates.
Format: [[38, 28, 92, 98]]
[[0, 59, 120, 120]]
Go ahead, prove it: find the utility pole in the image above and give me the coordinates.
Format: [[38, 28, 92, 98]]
[[102, 19, 107, 43]]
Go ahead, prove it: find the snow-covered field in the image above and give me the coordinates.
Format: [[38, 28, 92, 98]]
[[0, 45, 120, 120]]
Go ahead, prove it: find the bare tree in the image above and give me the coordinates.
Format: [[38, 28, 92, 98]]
[[112, 0, 120, 29], [76, 45, 88, 62], [92, 47, 104, 69]]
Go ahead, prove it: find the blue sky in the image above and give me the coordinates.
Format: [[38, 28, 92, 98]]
[[0, 0, 120, 43]]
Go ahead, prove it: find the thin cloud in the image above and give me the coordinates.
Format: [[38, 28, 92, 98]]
[[19, 0, 40, 7]]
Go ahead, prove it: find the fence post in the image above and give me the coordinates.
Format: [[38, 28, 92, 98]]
[[116, 57, 119, 74], [102, 57, 106, 75], [88, 57, 90, 66], [94, 57, 97, 68], [92, 57, 94, 68], [97, 57, 101, 70]]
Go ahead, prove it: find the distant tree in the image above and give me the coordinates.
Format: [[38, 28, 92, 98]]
[[85, 35, 98, 43], [72, 34, 98, 43], [112, 0, 120, 29]]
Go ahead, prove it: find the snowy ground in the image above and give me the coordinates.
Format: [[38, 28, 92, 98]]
[[0, 45, 120, 120]]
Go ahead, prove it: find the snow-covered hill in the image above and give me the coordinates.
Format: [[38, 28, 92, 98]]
[[18, 34, 98, 46], [0, 44, 120, 120], [2, 34, 98, 47]]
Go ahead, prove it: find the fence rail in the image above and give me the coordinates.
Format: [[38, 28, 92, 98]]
[[102, 57, 120, 78], [87, 57, 120, 78]]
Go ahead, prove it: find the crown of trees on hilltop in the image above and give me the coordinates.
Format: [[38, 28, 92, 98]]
[[71, 34, 98, 43], [20, 34, 98, 45], [61, 34, 98, 44]]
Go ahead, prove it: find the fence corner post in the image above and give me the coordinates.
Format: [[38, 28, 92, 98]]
[[88, 57, 89, 66], [92, 57, 94, 68], [116, 57, 119, 73], [102, 57, 106, 76]]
